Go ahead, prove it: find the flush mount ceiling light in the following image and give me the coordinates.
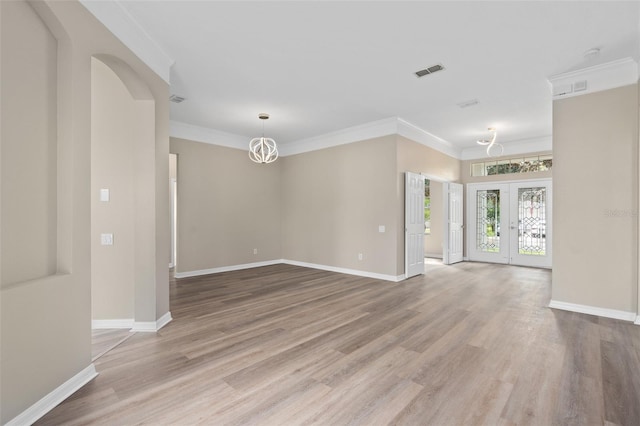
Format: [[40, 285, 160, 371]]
[[477, 127, 503, 157], [249, 113, 278, 164]]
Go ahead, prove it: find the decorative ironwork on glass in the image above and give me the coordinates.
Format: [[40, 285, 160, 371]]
[[471, 155, 552, 177], [476, 190, 500, 252], [517, 187, 546, 255]]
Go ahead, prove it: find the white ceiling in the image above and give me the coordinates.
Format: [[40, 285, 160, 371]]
[[116, 1, 639, 150]]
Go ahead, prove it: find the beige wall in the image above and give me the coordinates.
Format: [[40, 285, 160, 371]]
[[0, 0, 170, 422], [396, 136, 461, 274], [553, 84, 638, 313], [1, 0, 58, 286], [170, 138, 282, 272], [170, 153, 177, 180], [281, 136, 399, 277], [424, 180, 443, 257], [175, 134, 462, 279], [91, 57, 151, 320]]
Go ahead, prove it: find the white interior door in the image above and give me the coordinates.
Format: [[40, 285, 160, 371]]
[[443, 182, 464, 264], [467, 180, 552, 268], [405, 172, 425, 278]]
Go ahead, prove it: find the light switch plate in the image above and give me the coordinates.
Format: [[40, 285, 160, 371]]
[[100, 188, 110, 202], [378, 225, 385, 233], [100, 233, 113, 245]]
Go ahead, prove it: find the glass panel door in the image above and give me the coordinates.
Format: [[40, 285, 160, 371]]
[[476, 189, 501, 254], [509, 181, 552, 268], [467, 180, 552, 268], [467, 183, 509, 264]]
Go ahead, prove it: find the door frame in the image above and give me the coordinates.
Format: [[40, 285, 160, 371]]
[[408, 173, 462, 269]]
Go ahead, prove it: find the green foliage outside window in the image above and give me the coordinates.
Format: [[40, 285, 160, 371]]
[[424, 179, 431, 234]]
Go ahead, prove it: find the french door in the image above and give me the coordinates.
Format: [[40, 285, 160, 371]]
[[467, 180, 552, 268]]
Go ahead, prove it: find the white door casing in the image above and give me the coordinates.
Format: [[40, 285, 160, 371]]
[[405, 172, 425, 278], [443, 182, 464, 264]]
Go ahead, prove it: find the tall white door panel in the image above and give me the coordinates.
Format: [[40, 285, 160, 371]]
[[405, 172, 425, 278], [443, 182, 464, 264]]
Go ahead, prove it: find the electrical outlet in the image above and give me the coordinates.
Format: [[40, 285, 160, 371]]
[[358, 253, 363, 261], [101, 233, 113, 245], [253, 248, 258, 255]]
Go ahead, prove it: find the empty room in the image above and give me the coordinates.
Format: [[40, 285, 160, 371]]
[[2, 1, 640, 425]]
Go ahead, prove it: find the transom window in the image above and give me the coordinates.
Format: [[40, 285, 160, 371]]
[[471, 155, 552, 177]]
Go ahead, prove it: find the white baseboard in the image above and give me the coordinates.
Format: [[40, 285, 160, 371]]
[[6, 364, 98, 426], [156, 311, 173, 329], [175, 259, 404, 283], [549, 300, 637, 322], [91, 319, 134, 329], [424, 253, 443, 259], [635, 315, 640, 325], [174, 260, 282, 278], [282, 259, 404, 282], [131, 311, 173, 332]]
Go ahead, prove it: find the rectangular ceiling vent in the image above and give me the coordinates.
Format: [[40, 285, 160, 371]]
[[169, 94, 186, 103], [415, 64, 445, 78], [457, 99, 479, 109]]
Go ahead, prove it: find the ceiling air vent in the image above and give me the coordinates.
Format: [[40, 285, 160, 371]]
[[169, 94, 186, 103], [457, 99, 479, 109], [415, 64, 445, 78]]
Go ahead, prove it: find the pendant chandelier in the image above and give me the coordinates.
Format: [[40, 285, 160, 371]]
[[477, 127, 503, 157], [249, 113, 278, 164]]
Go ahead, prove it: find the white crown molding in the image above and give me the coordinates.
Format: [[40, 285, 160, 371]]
[[279, 117, 399, 157], [396, 118, 462, 159], [549, 299, 637, 322], [131, 311, 173, 332], [171, 117, 466, 160], [6, 364, 98, 426], [79, 0, 174, 83], [170, 120, 250, 151], [461, 135, 553, 160], [92, 318, 134, 329], [548, 57, 638, 101]]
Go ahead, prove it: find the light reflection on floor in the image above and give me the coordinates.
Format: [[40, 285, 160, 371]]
[[424, 257, 445, 272]]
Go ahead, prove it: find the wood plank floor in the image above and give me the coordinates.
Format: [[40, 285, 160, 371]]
[[91, 329, 134, 361], [37, 262, 640, 425]]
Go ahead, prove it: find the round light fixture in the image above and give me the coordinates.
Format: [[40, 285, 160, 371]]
[[249, 113, 278, 164]]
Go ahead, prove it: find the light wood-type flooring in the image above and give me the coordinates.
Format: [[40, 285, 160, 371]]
[[91, 329, 133, 361], [38, 262, 640, 425]]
